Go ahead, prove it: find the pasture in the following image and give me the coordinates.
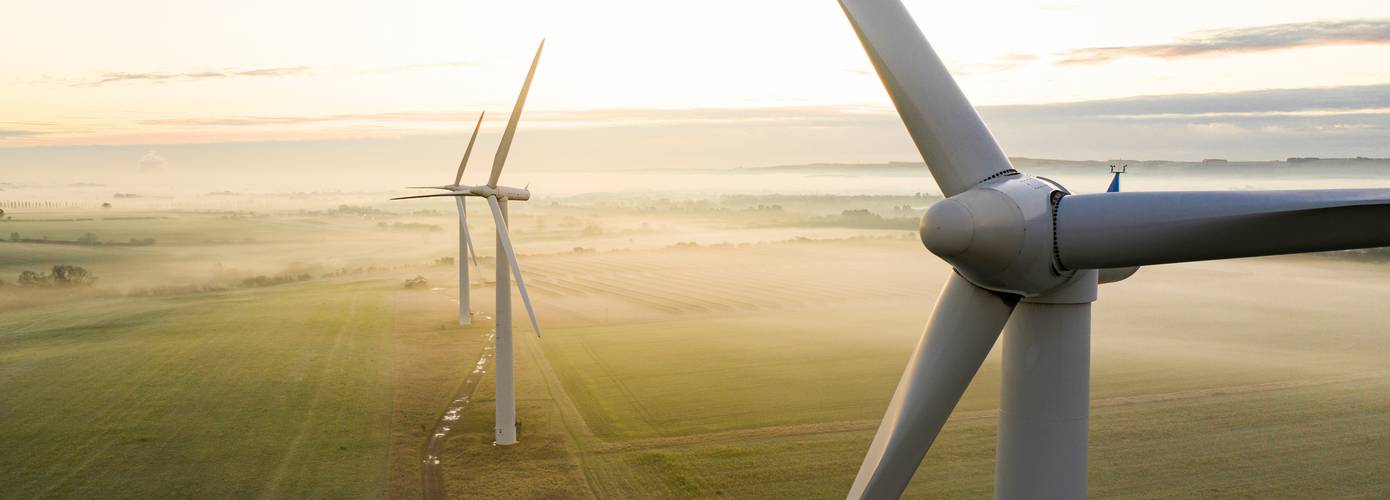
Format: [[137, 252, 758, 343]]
[[2, 194, 1389, 498]]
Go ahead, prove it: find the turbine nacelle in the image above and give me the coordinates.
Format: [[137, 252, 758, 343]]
[[919, 173, 1077, 297], [469, 184, 531, 201], [391, 185, 531, 202]]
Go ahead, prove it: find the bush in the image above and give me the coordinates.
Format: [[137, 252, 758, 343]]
[[240, 273, 312, 288], [16, 265, 97, 287], [50, 265, 96, 285]]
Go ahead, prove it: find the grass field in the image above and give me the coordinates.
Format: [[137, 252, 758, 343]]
[[0, 269, 493, 498], [3, 198, 1389, 499], [443, 241, 1390, 498]]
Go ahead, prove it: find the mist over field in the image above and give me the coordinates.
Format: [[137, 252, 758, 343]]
[[2, 159, 1389, 498]]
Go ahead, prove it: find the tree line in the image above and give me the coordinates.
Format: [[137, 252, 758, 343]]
[[1, 265, 98, 288]]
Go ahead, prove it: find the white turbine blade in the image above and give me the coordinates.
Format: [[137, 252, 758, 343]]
[[390, 192, 468, 201], [455, 111, 485, 186], [488, 40, 544, 188], [486, 196, 542, 337], [850, 271, 1017, 499], [838, 0, 1014, 197], [405, 185, 459, 191], [1057, 189, 1390, 269], [457, 197, 479, 267]]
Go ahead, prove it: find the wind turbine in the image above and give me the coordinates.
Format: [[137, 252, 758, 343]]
[[406, 112, 485, 325], [837, 1, 1390, 498], [393, 40, 545, 446]]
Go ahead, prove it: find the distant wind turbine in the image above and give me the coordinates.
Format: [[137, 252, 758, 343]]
[[393, 40, 545, 446], [837, 1, 1390, 498], [405, 112, 485, 325]]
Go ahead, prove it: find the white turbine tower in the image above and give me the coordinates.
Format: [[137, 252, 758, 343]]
[[837, 1, 1390, 499], [406, 112, 485, 324], [394, 40, 545, 446]]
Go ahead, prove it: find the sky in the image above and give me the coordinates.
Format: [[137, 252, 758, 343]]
[[3, 0, 1390, 186]]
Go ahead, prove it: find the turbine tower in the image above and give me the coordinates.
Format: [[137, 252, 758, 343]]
[[406, 112, 485, 324], [393, 40, 545, 446], [836, 1, 1390, 498]]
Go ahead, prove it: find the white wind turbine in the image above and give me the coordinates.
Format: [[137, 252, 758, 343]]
[[837, 1, 1390, 499], [394, 40, 545, 446], [406, 112, 485, 325]]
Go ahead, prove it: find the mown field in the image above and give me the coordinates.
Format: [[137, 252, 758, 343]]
[[0, 207, 496, 499], [444, 239, 1390, 498], [3, 197, 1390, 499]]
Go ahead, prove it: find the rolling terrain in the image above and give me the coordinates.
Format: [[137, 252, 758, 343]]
[[2, 189, 1388, 498]]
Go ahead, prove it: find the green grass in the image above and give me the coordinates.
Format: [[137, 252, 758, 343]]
[[0, 280, 395, 498], [517, 253, 1390, 498], [541, 303, 936, 440], [7, 207, 1390, 499]]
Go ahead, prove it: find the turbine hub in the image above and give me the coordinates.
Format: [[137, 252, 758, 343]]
[[919, 174, 1081, 297], [920, 199, 973, 257]]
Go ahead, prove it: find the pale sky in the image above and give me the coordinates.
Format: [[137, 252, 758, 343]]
[[3, 0, 1390, 180]]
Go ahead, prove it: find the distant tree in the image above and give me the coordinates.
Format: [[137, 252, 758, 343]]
[[9, 232, 17, 242], [77, 232, 99, 244], [17, 270, 48, 287], [49, 265, 96, 286], [101, 202, 112, 208]]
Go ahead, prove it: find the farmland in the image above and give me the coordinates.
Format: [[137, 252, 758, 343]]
[[1, 189, 1389, 498]]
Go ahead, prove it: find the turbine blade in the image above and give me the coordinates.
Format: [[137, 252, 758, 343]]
[[457, 197, 479, 267], [849, 271, 1018, 499], [489, 40, 544, 188], [838, 0, 1014, 197], [1057, 189, 1390, 269], [455, 111, 485, 185], [486, 196, 542, 337], [390, 192, 468, 201], [405, 185, 459, 191]]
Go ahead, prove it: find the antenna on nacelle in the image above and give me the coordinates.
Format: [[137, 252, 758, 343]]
[[1107, 163, 1127, 192]]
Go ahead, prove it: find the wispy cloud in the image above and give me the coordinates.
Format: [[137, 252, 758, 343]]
[[13, 84, 1390, 162], [134, 106, 887, 129], [76, 60, 476, 86], [82, 66, 315, 86], [0, 129, 43, 137], [1061, 19, 1390, 64]]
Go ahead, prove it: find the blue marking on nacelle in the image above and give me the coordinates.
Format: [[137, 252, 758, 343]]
[[1106, 173, 1121, 193]]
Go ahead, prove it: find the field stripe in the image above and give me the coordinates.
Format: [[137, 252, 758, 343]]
[[257, 292, 360, 499]]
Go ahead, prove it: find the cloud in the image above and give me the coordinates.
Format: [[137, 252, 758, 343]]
[[13, 84, 1390, 162], [134, 106, 886, 129], [0, 129, 42, 137], [132, 84, 1390, 133], [77, 60, 477, 86], [1061, 19, 1390, 64], [981, 83, 1390, 119], [83, 66, 315, 86]]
